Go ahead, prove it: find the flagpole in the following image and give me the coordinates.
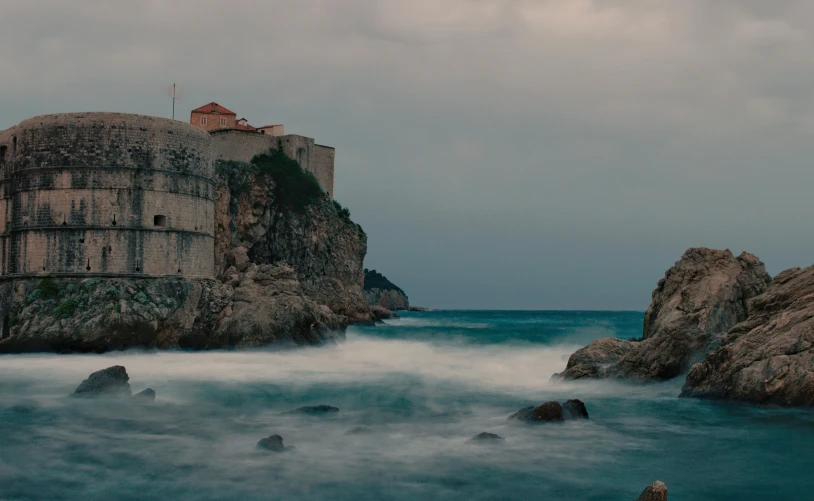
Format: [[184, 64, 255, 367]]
[[172, 83, 176, 120]]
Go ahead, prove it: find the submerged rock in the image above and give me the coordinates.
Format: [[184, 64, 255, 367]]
[[557, 248, 771, 381], [133, 388, 156, 401], [635, 481, 668, 501], [470, 432, 505, 442], [256, 434, 292, 452], [507, 406, 535, 422], [532, 401, 563, 421], [508, 401, 565, 422], [681, 265, 814, 406], [561, 399, 589, 420], [71, 366, 131, 398], [345, 427, 373, 435], [284, 405, 339, 415]]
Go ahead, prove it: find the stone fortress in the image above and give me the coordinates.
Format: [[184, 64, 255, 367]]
[[0, 103, 335, 284]]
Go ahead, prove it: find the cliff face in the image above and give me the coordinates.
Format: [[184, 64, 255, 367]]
[[215, 160, 370, 323], [557, 248, 771, 381], [363, 270, 410, 311], [0, 154, 370, 353]]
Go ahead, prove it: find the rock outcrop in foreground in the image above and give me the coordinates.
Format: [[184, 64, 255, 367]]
[[635, 481, 668, 501], [557, 248, 771, 381], [681, 265, 814, 406], [0, 155, 371, 353]]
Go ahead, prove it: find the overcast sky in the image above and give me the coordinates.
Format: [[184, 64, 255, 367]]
[[3, 0, 814, 309]]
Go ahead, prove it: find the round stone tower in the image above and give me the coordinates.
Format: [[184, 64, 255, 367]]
[[0, 113, 215, 279]]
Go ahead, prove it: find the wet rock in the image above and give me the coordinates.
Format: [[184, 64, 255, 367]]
[[557, 248, 771, 381], [507, 406, 534, 422], [681, 265, 814, 406], [562, 399, 589, 420], [71, 366, 131, 398], [470, 432, 505, 442], [284, 405, 339, 415], [508, 401, 564, 422], [532, 401, 563, 421], [370, 306, 397, 321], [554, 338, 635, 380], [635, 481, 668, 501], [256, 434, 292, 452], [364, 270, 409, 310], [133, 388, 156, 401]]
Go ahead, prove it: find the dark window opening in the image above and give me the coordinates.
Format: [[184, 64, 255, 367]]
[[86, 259, 91, 271], [0, 146, 7, 166], [2, 315, 9, 339], [135, 260, 141, 272], [154, 215, 166, 227], [79, 238, 85, 243], [11, 136, 16, 157], [112, 214, 117, 226]]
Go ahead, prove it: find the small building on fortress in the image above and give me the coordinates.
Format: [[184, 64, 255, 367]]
[[0, 106, 335, 285], [190, 102, 334, 198]]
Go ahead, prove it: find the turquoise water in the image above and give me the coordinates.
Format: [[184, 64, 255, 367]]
[[1, 310, 812, 500]]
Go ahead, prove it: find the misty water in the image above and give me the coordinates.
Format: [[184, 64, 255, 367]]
[[1, 311, 812, 500]]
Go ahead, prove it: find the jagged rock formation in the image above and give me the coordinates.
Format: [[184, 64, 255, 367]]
[[556, 248, 771, 381], [364, 269, 410, 311], [71, 366, 131, 398], [0, 155, 370, 353], [681, 265, 814, 406], [635, 481, 668, 501]]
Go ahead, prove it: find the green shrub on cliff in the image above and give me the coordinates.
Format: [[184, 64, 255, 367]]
[[364, 269, 404, 294], [251, 148, 324, 213]]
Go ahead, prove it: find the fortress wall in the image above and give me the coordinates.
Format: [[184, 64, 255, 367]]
[[210, 130, 335, 197], [2, 113, 216, 279], [12, 113, 214, 179], [9, 230, 213, 278], [12, 189, 213, 232], [312, 145, 335, 199]]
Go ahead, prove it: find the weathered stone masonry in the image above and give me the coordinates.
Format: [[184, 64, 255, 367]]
[[0, 113, 216, 280], [208, 129, 335, 198]]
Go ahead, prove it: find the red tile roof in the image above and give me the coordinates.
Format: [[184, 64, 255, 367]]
[[191, 102, 236, 115], [233, 123, 257, 131]]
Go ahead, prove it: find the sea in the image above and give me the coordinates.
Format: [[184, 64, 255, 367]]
[[1, 310, 812, 500]]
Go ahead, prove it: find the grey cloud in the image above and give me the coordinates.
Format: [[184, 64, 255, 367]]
[[2, 0, 814, 309]]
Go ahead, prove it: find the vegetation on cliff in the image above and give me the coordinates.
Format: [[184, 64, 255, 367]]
[[364, 270, 404, 293]]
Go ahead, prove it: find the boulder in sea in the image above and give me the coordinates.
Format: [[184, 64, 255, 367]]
[[71, 366, 131, 398], [257, 434, 293, 452], [507, 405, 534, 422], [556, 248, 771, 381], [508, 401, 564, 422], [370, 306, 398, 321], [681, 265, 814, 406], [635, 481, 668, 501], [470, 432, 505, 443], [562, 399, 589, 420], [284, 405, 339, 415], [133, 388, 156, 401], [532, 401, 563, 421]]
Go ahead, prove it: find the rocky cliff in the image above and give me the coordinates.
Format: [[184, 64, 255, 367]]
[[364, 269, 410, 311], [0, 151, 370, 353], [556, 248, 771, 381], [681, 265, 814, 406]]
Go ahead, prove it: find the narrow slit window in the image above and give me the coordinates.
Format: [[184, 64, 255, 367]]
[[154, 215, 166, 227]]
